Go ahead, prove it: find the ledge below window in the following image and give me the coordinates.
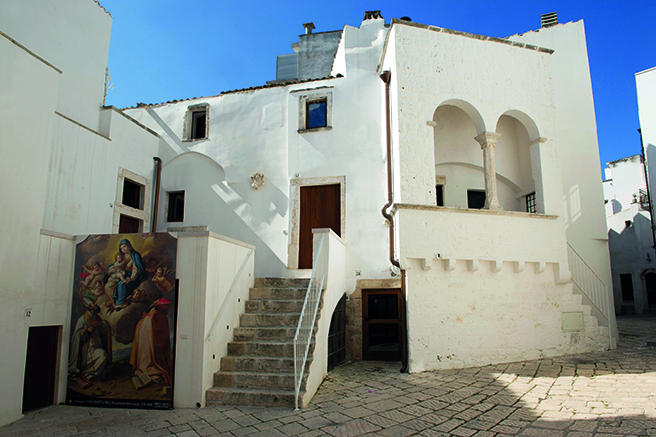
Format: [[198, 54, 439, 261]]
[[298, 126, 333, 134]]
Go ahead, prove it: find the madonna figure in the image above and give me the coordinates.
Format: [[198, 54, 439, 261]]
[[108, 239, 147, 307]]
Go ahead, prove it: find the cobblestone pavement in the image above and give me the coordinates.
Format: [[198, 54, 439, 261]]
[[2, 316, 655, 437]]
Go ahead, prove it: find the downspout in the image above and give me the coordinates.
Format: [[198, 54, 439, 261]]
[[380, 70, 409, 373], [152, 157, 162, 233], [639, 129, 656, 254]]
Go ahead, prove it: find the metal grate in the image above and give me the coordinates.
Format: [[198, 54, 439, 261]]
[[541, 12, 558, 28], [526, 192, 537, 213], [327, 295, 347, 370]]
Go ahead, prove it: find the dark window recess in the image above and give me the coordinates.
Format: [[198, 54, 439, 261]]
[[620, 273, 634, 301], [625, 220, 632, 228], [167, 191, 185, 222], [306, 100, 327, 129], [191, 111, 207, 139], [119, 214, 141, 233], [467, 190, 486, 209], [436, 185, 444, 207], [526, 192, 537, 213], [122, 179, 142, 209], [327, 295, 347, 370]]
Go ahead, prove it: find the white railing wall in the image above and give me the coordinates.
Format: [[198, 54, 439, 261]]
[[566, 243, 613, 349], [293, 228, 346, 409]]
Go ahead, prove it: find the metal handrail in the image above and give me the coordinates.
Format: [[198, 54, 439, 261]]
[[293, 233, 327, 410], [207, 248, 254, 341], [566, 243, 613, 349]]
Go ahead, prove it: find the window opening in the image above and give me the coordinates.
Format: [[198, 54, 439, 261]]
[[167, 191, 185, 222], [467, 190, 486, 209], [191, 110, 207, 140], [436, 185, 444, 207], [620, 273, 634, 301], [306, 99, 327, 129], [526, 192, 537, 213], [625, 220, 632, 228], [122, 179, 143, 210], [119, 214, 141, 233]]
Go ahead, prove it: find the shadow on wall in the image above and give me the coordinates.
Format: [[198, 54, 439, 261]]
[[160, 152, 289, 277]]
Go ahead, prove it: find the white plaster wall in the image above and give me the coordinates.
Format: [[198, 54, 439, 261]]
[[636, 67, 656, 251], [405, 258, 608, 372], [174, 232, 254, 408], [510, 21, 612, 294], [385, 23, 555, 207], [0, 0, 112, 131], [604, 156, 654, 313], [125, 19, 393, 282], [0, 34, 64, 427], [42, 109, 161, 236]]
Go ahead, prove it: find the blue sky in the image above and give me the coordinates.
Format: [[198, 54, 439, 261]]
[[100, 0, 655, 170]]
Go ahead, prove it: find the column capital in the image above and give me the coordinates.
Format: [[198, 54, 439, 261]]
[[528, 137, 548, 147], [474, 132, 501, 148]]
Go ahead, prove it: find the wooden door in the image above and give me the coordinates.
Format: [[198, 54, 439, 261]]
[[119, 214, 141, 233], [299, 184, 340, 269], [363, 289, 403, 361], [23, 326, 59, 412]]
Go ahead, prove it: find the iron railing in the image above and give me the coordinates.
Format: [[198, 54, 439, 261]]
[[293, 233, 328, 410], [566, 243, 613, 349]]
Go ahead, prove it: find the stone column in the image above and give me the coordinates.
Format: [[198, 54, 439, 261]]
[[474, 132, 502, 210]]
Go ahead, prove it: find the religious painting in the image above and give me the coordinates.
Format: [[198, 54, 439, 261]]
[[66, 233, 178, 409]]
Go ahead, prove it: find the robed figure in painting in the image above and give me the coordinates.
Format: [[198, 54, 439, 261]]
[[68, 302, 110, 381], [129, 298, 173, 385]]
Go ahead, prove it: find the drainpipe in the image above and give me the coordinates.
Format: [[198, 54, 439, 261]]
[[380, 71, 409, 373], [152, 157, 162, 233], [639, 129, 656, 255]]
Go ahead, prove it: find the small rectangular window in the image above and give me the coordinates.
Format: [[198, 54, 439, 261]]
[[122, 179, 143, 210], [306, 99, 327, 129], [191, 110, 207, 140], [467, 190, 486, 209], [625, 220, 632, 228], [167, 191, 185, 222], [526, 192, 537, 213], [119, 214, 141, 233], [436, 185, 444, 207]]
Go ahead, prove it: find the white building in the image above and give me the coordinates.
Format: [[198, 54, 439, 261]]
[[0, 1, 616, 425], [603, 155, 655, 314]]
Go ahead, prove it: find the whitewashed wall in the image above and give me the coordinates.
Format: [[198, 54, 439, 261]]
[[125, 18, 393, 282], [174, 231, 254, 408], [0, 32, 64, 427], [0, 0, 111, 131], [637, 67, 656, 257], [510, 22, 613, 301], [604, 156, 654, 313]]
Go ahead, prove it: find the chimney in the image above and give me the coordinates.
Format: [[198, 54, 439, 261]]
[[363, 11, 382, 21], [303, 22, 315, 34], [540, 12, 558, 28]]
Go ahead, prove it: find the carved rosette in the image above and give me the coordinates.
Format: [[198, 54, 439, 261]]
[[250, 172, 265, 190]]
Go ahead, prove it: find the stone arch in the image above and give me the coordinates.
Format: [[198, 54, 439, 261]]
[[494, 110, 543, 213], [432, 100, 487, 208]]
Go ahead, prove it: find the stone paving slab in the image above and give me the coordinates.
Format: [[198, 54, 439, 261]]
[[2, 316, 656, 436]]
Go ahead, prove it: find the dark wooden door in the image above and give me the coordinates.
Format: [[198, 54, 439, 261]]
[[119, 214, 141, 233], [299, 184, 340, 269], [363, 289, 403, 361], [23, 326, 59, 412], [646, 273, 656, 308]]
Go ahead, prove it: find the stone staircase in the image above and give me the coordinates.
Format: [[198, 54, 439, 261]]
[[206, 278, 316, 407]]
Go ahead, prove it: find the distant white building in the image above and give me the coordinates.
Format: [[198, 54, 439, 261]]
[[0, 1, 617, 426], [603, 155, 656, 314]]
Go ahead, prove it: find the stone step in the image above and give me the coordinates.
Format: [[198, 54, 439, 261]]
[[206, 387, 300, 408], [221, 356, 309, 373], [240, 313, 300, 327], [249, 287, 308, 301], [213, 371, 297, 390], [245, 299, 305, 313], [227, 340, 314, 358], [233, 326, 297, 341], [228, 341, 293, 358], [254, 277, 310, 289]]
